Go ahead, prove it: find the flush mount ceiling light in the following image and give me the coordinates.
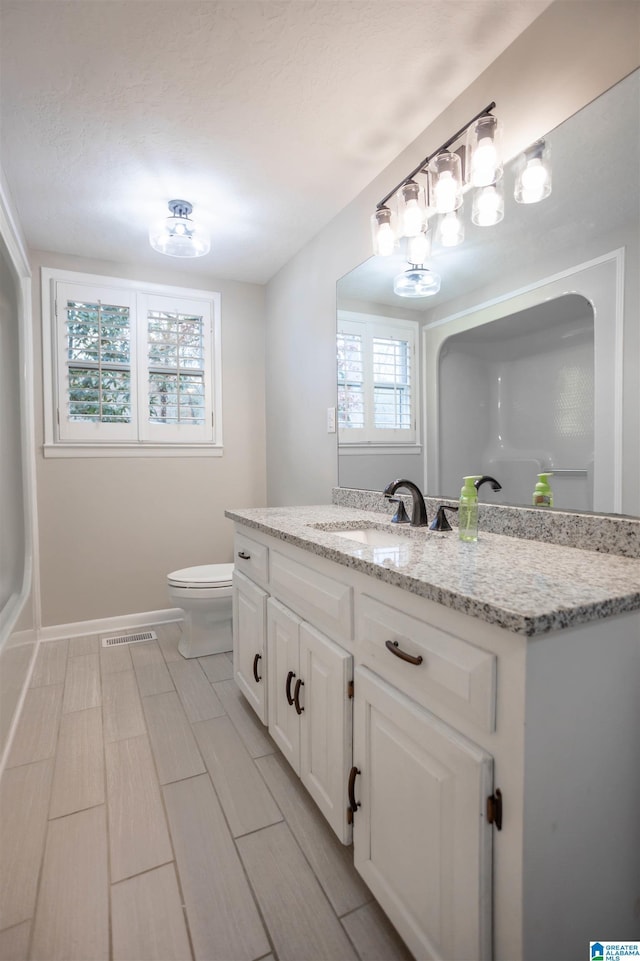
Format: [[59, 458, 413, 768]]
[[149, 200, 210, 258], [393, 266, 441, 298], [370, 102, 552, 296]]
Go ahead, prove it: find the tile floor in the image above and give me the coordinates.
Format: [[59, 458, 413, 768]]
[[0, 622, 413, 961]]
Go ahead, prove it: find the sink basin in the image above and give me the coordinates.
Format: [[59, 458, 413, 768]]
[[328, 527, 413, 547]]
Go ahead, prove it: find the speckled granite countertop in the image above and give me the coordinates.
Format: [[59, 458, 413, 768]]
[[225, 505, 640, 637]]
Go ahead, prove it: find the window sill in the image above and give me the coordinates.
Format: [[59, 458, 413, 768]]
[[338, 444, 422, 456], [43, 443, 224, 459]]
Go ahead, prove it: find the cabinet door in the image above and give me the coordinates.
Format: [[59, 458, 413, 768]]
[[267, 598, 302, 774], [299, 622, 353, 845], [233, 571, 268, 724], [353, 666, 493, 961]]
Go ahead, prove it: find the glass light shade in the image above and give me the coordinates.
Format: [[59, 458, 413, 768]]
[[397, 180, 427, 237], [472, 182, 504, 226], [514, 140, 552, 204], [429, 152, 463, 213], [371, 206, 398, 256], [149, 200, 210, 257], [438, 211, 465, 247], [468, 115, 503, 187], [406, 227, 432, 265], [393, 266, 441, 298]]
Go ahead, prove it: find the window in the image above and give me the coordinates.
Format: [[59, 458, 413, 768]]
[[337, 311, 418, 445], [42, 270, 222, 455]]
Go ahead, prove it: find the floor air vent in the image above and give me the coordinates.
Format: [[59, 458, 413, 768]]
[[101, 630, 158, 648]]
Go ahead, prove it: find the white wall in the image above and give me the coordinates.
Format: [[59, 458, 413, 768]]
[[32, 250, 267, 627], [265, 1, 640, 507]]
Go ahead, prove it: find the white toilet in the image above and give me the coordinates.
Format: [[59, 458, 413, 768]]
[[167, 563, 234, 658]]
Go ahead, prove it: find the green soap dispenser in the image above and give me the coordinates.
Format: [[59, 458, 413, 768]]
[[459, 475, 482, 542], [533, 472, 554, 507]]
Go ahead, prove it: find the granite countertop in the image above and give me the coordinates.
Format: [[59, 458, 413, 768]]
[[225, 505, 640, 637]]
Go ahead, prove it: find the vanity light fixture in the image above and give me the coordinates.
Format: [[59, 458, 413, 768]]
[[371, 102, 552, 295], [149, 199, 211, 258], [514, 140, 552, 204]]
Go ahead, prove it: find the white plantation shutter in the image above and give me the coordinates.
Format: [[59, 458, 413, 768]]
[[52, 276, 217, 447], [372, 335, 413, 430], [337, 329, 365, 430], [337, 313, 417, 444], [56, 283, 138, 442], [139, 294, 214, 443]]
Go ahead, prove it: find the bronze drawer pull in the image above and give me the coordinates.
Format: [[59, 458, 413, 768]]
[[293, 678, 305, 715], [252, 653, 262, 683], [237, 551, 251, 560], [347, 765, 360, 821], [385, 639, 423, 665], [285, 670, 296, 705]]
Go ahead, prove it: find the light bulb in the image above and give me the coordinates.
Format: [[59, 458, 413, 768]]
[[516, 158, 552, 203], [434, 171, 458, 213], [376, 222, 396, 256], [469, 115, 502, 187], [472, 184, 504, 226], [514, 140, 552, 204], [407, 229, 431, 265], [439, 212, 464, 247], [371, 207, 397, 256], [402, 199, 423, 237], [398, 180, 426, 237], [471, 137, 498, 187]]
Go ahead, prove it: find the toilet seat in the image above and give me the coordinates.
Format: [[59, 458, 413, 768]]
[[167, 563, 234, 589]]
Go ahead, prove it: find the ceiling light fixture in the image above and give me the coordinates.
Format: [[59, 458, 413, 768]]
[[370, 102, 552, 296], [393, 266, 441, 298], [149, 200, 210, 258]]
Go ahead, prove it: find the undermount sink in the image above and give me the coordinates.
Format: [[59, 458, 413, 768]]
[[328, 527, 414, 547]]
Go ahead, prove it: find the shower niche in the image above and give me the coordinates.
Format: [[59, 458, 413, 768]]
[[434, 293, 597, 511]]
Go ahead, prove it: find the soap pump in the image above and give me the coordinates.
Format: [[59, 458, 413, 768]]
[[458, 474, 503, 542], [533, 472, 554, 507], [459, 476, 481, 542]]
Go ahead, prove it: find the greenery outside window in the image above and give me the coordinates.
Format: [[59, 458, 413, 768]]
[[42, 269, 222, 455], [337, 311, 418, 445]]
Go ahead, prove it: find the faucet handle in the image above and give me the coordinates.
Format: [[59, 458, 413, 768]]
[[429, 505, 459, 531], [388, 498, 410, 524]]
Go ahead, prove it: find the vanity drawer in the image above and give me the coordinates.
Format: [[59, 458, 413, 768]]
[[358, 594, 496, 732], [270, 549, 353, 642], [234, 532, 269, 587]]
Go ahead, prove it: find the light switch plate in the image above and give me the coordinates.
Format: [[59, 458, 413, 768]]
[[327, 406, 336, 433]]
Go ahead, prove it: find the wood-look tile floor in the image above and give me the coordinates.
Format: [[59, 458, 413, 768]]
[[0, 623, 413, 961]]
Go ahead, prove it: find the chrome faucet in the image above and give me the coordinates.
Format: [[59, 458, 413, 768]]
[[383, 478, 429, 527]]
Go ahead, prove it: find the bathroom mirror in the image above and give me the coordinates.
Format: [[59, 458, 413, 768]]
[[337, 68, 640, 515]]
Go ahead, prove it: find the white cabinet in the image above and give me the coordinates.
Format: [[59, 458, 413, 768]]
[[232, 570, 268, 724], [267, 598, 353, 843], [352, 666, 493, 961]]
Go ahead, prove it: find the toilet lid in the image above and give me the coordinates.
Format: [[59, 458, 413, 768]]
[[168, 563, 234, 589]]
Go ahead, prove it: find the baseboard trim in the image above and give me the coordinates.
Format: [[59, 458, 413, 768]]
[[39, 608, 183, 642]]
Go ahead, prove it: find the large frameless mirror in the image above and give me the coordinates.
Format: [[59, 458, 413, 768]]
[[336, 69, 640, 516]]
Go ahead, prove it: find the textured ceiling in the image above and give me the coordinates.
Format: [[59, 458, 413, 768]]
[[0, 0, 550, 283]]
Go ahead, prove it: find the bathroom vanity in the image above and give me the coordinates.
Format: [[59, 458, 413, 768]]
[[225, 502, 640, 961]]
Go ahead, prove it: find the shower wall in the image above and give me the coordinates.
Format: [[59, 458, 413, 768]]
[[437, 295, 595, 510], [0, 245, 26, 629], [0, 197, 36, 767]]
